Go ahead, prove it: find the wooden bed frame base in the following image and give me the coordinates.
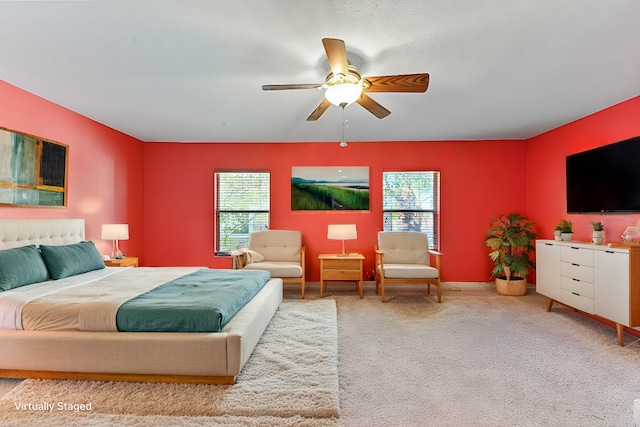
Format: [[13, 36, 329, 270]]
[[0, 369, 235, 385]]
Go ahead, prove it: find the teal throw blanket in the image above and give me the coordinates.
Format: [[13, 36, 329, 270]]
[[116, 269, 271, 332]]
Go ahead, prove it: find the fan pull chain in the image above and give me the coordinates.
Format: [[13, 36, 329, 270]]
[[340, 104, 348, 147]]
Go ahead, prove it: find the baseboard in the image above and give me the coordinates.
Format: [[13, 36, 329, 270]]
[[286, 281, 498, 292]]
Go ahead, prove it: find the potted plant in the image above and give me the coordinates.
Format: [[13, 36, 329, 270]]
[[485, 213, 537, 296], [553, 223, 563, 241], [556, 219, 573, 241], [591, 221, 604, 244]]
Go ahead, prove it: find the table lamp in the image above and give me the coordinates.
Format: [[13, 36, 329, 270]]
[[101, 224, 129, 259], [327, 224, 357, 256]]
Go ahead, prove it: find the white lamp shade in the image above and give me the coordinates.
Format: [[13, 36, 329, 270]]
[[327, 224, 357, 240], [101, 224, 129, 240]]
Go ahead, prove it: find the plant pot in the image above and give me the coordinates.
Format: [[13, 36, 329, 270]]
[[592, 230, 603, 245], [495, 276, 527, 296], [554, 230, 562, 241], [561, 232, 573, 241]]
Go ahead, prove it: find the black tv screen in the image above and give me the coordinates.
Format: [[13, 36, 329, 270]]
[[566, 136, 640, 213]]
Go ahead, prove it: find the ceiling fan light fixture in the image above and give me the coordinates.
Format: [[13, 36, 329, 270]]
[[324, 82, 362, 107]]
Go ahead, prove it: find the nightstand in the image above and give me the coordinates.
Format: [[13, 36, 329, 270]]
[[318, 253, 365, 298], [103, 256, 138, 267]]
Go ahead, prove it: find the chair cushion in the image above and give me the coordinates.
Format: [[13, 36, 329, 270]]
[[248, 230, 302, 262], [379, 263, 439, 279], [378, 231, 430, 265], [243, 261, 303, 278]]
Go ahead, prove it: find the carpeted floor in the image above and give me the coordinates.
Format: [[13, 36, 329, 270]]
[[2, 283, 640, 426], [331, 283, 640, 426], [0, 299, 340, 426]]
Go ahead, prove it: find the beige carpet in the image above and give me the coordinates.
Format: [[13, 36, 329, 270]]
[[333, 284, 640, 426], [0, 299, 340, 427], [3, 284, 640, 426]]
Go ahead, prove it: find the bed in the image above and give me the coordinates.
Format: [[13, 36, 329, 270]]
[[0, 218, 283, 384]]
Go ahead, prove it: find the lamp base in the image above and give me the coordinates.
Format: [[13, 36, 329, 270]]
[[112, 240, 124, 260]]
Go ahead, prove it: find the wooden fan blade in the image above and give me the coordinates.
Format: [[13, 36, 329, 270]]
[[262, 83, 323, 91], [322, 38, 348, 77], [306, 98, 332, 121], [363, 73, 429, 93], [356, 93, 391, 119]]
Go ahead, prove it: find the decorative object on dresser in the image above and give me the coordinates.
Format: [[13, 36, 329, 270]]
[[554, 218, 573, 241], [375, 231, 442, 303], [327, 223, 357, 255], [485, 213, 536, 296], [536, 239, 640, 346], [590, 220, 604, 245], [101, 224, 129, 259], [621, 223, 640, 246], [318, 253, 365, 298]]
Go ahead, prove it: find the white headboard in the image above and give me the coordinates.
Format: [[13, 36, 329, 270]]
[[0, 219, 85, 249]]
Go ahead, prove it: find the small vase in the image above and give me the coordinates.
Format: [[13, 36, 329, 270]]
[[622, 224, 640, 246], [554, 230, 562, 241], [592, 230, 603, 245], [561, 232, 573, 241]]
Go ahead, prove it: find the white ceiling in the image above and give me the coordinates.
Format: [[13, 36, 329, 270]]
[[1, 0, 639, 143]]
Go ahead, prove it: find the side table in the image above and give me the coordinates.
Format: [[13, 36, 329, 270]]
[[103, 256, 139, 267], [318, 253, 365, 298]]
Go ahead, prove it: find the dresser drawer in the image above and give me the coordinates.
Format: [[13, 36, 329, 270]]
[[559, 289, 594, 314], [560, 262, 593, 283], [323, 259, 361, 270], [560, 276, 593, 298], [323, 269, 362, 280], [560, 246, 593, 267]]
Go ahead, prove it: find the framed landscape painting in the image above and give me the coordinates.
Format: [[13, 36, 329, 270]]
[[291, 166, 369, 210], [0, 127, 68, 207]]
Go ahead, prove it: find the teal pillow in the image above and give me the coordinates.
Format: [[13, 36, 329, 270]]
[[0, 245, 49, 291], [40, 241, 105, 280]]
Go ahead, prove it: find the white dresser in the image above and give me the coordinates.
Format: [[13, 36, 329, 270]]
[[536, 239, 640, 346]]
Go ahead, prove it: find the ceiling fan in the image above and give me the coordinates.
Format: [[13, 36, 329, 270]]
[[262, 38, 430, 121]]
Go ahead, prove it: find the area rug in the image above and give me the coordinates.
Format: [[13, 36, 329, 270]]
[[0, 299, 340, 427]]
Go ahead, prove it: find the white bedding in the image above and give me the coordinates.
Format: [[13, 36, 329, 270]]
[[0, 266, 201, 331]]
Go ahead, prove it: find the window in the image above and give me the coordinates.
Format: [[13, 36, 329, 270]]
[[382, 171, 440, 249], [214, 171, 270, 253]]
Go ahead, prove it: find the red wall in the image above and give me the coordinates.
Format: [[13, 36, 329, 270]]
[[526, 96, 640, 247], [0, 80, 145, 257], [143, 140, 527, 281], [4, 77, 637, 285]]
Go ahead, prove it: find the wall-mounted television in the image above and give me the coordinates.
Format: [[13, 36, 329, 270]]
[[566, 136, 640, 213]]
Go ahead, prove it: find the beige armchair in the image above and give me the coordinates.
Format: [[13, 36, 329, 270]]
[[242, 230, 307, 298], [375, 231, 443, 303]]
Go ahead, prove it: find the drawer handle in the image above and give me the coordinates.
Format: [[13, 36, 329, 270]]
[[570, 247, 580, 250], [572, 292, 580, 296], [605, 250, 615, 254], [571, 263, 579, 266], [572, 278, 580, 282]]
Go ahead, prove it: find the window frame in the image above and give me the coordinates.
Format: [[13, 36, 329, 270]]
[[214, 170, 270, 254], [381, 170, 441, 250]]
